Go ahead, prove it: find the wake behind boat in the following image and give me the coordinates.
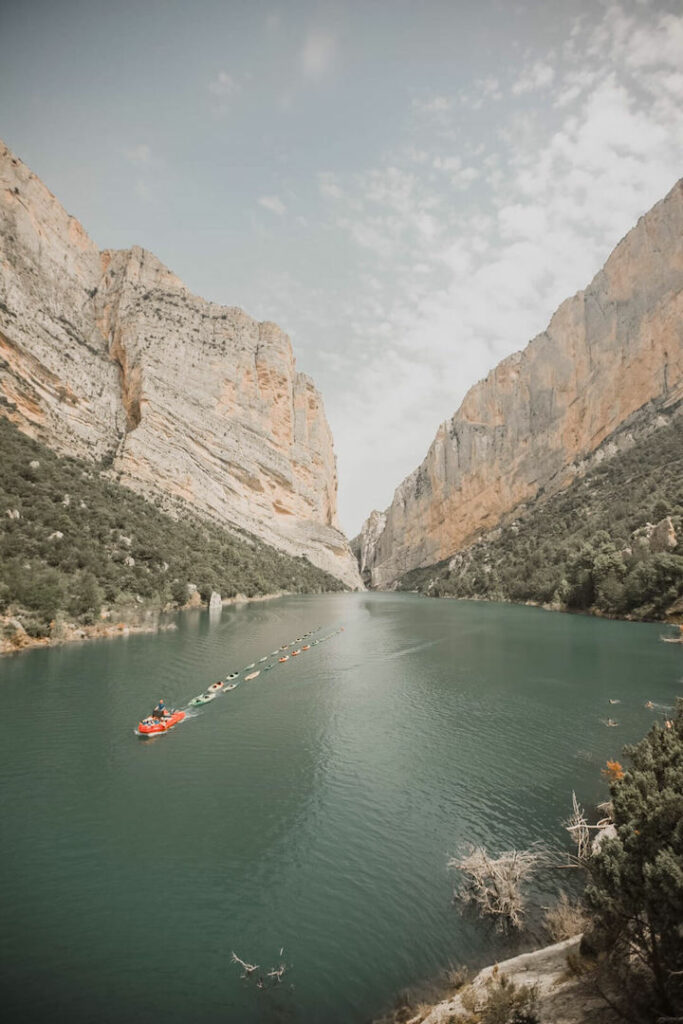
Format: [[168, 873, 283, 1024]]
[[134, 622, 344, 737]]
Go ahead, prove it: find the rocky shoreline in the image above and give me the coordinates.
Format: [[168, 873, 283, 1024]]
[[0, 591, 289, 657], [379, 937, 619, 1024], [410, 590, 683, 626]]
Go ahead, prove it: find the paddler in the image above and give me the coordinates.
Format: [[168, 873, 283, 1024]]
[[152, 698, 169, 719]]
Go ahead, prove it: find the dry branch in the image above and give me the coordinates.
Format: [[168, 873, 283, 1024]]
[[231, 951, 259, 976], [449, 844, 544, 930]]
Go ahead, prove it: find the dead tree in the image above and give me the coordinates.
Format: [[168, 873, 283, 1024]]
[[564, 792, 616, 864], [449, 844, 544, 930], [231, 949, 291, 989], [231, 952, 259, 978], [565, 791, 591, 863]]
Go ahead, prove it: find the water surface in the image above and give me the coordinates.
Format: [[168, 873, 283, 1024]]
[[1, 593, 680, 1022]]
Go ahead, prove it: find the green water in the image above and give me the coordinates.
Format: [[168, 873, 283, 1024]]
[[1, 593, 680, 1022]]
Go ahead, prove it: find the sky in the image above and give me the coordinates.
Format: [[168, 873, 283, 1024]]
[[1, 0, 682, 536]]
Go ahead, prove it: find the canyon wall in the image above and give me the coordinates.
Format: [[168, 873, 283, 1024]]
[[358, 179, 683, 587], [0, 140, 361, 588]]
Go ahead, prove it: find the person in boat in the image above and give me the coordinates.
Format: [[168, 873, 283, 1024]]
[[152, 699, 169, 719]]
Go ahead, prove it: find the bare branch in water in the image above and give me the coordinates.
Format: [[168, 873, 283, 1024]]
[[449, 844, 544, 930], [267, 964, 287, 983], [231, 951, 259, 976]]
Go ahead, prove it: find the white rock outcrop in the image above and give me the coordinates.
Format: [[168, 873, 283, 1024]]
[[420, 937, 618, 1024]]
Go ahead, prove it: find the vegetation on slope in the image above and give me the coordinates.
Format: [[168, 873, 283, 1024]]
[[584, 698, 683, 1020], [396, 415, 683, 621], [0, 417, 344, 638]]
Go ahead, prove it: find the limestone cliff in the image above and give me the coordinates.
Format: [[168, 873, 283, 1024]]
[[358, 179, 683, 588], [0, 141, 361, 588]]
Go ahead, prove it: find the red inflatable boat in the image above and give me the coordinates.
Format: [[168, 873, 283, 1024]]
[[138, 710, 186, 736]]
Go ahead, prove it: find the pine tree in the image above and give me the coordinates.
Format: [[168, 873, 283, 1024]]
[[584, 698, 683, 1018]]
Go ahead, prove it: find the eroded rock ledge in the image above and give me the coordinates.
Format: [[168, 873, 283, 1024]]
[[415, 937, 618, 1024]]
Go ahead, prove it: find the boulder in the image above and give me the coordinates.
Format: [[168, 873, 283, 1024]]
[[649, 515, 677, 553]]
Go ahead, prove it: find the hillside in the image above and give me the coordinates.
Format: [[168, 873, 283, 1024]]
[[396, 407, 683, 621], [0, 417, 344, 649]]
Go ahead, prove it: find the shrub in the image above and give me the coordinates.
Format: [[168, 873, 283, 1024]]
[[543, 891, 588, 942]]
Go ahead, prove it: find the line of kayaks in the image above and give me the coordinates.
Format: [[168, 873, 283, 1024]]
[[137, 625, 344, 736]]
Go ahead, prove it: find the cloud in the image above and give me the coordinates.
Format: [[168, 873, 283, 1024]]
[[412, 94, 453, 115], [258, 195, 287, 215], [209, 71, 240, 98], [318, 173, 343, 200], [512, 60, 555, 95], [459, 77, 503, 109], [125, 143, 151, 165], [134, 178, 151, 201], [300, 30, 335, 78]]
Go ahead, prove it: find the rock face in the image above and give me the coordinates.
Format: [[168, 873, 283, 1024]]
[[420, 936, 618, 1024], [351, 509, 387, 586], [632, 515, 678, 557], [0, 141, 361, 588], [359, 179, 683, 588]]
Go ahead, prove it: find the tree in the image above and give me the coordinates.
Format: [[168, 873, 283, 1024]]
[[170, 578, 188, 606], [68, 570, 103, 622], [584, 698, 683, 1018]]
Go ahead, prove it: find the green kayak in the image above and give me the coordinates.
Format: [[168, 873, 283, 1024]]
[[189, 692, 217, 707]]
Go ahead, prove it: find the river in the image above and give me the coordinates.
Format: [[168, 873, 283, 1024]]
[[1, 593, 680, 1023]]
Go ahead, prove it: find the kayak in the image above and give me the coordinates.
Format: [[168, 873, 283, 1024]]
[[226, 672, 238, 680], [224, 682, 238, 691], [292, 650, 301, 656], [302, 645, 310, 651], [278, 656, 289, 663], [190, 692, 217, 706], [138, 710, 186, 735], [245, 670, 260, 681], [208, 681, 224, 692]]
